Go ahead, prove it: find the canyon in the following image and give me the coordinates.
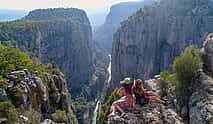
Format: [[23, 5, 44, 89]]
[[0, 0, 213, 124]]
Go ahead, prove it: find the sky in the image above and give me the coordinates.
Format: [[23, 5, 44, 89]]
[[0, 0, 141, 27], [0, 0, 140, 13]]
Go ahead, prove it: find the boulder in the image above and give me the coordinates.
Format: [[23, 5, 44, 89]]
[[0, 88, 8, 101], [189, 73, 213, 124], [202, 33, 213, 75], [144, 79, 159, 93], [41, 119, 60, 124]]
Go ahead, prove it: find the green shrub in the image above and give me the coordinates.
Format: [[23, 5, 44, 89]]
[[25, 109, 40, 124], [51, 110, 67, 123], [0, 75, 8, 89], [173, 46, 202, 108], [0, 101, 20, 124], [7, 83, 26, 107], [157, 71, 176, 96], [0, 45, 34, 76], [98, 88, 121, 124], [0, 44, 54, 86]]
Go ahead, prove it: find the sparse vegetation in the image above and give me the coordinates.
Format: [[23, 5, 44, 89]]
[[0, 75, 8, 89], [0, 101, 20, 124], [25, 109, 40, 124], [98, 88, 121, 124], [157, 71, 176, 97], [173, 46, 202, 108], [157, 46, 202, 109], [0, 44, 34, 76], [51, 109, 67, 123]]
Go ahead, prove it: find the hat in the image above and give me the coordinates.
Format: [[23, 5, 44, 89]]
[[120, 77, 131, 85]]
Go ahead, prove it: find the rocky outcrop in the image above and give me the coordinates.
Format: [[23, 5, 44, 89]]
[[189, 73, 213, 124], [111, 0, 213, 88], [109, 104, 183, 124], [189, 33, 213, 124], [2, 69, 78, 124], [0, 88, 8, 101], [202, 33, 213, 75], [93, 0, 154, 52]]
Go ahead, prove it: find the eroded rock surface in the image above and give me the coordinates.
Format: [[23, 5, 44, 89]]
[[111, 0, 213, 88], [189, 33, 213, 124], [109, 104, 183, 124], [3, 69, 77, 124]]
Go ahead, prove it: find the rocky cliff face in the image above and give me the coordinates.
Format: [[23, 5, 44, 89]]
[[93, 0, 154, 52], [0, 8, 94, 99], [108, 34, 213, 124], [112, 0, 213, 87], [189, 33, 213, 124], [0, 45, 77, 123], [0, 8, 109, 123], [2, 69, 77, 123]]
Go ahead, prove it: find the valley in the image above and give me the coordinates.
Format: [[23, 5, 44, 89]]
[[0, 0, 213, 124]]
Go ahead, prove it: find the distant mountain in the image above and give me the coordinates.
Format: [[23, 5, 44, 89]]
[[88, 10, 108, 30], [0, 9, 28, 22], [93, 0, 154, 52]]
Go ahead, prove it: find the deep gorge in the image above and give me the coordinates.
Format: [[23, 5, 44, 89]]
[[0, 0, 213, 124]]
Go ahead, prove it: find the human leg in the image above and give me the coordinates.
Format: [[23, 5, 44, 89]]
[[146, 91, 160, 98], [114, 103, 125, 115], [149, 96, 165, 104], [107, 102, 117, 118]]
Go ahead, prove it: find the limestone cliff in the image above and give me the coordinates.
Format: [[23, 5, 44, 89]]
[[0, 8, 109, 123], [108, 34, 213, 124], [189, 33, 213, 124], [112, 0, 213, 88], [0, 45, 77, 123], [0, 8, 94, 100], [93, 0, 154, 52]]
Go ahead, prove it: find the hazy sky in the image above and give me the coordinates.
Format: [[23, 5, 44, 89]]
[[0, 0, 140, 12]]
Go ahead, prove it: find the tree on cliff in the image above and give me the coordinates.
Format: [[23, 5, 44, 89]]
[[173, 46, 202, 118]]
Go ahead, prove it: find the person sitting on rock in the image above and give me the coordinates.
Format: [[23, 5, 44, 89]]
[[107, 77, 134, 118], [133, 79, 166, 105]]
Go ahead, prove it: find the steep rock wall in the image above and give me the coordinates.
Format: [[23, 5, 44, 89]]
[[112, 0, 213, 87]]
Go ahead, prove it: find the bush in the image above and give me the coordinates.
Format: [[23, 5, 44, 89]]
[[25, 109, 40, 124], [0, 101, 20, 124], [173, 46, 202, 108], [157, 71, 176, 97], [51, 110, 67, 123], [0, 45, 34, 76], [0, 75, 8, 89], [0, 44, 53, 86], [98, 88, 121, 124]]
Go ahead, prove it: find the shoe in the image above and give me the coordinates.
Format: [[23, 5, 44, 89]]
[[161, 98, 169, 101], [120, 112, 126, 117], [107, 112, 116, 119], [163, 101, 169, 106]]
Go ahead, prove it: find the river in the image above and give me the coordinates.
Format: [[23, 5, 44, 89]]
[[91, 54, 112, 124]]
